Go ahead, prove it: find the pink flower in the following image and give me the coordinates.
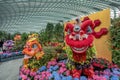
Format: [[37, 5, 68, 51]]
[[46, 71, 51, 77], [21, 67, 26, 72], [93, 75, 106, 80], [27, 77, 30, 80], [19, 72, 23, 75], [58, 67, 67, 74], [34, 75, 40, 80], [40, 77, 45, 80], [41, 71, 51, 79], [88, 78, 93, 80], [51, 62, 57, 66], [58, 62, 65, 67], [48, 60, 57, 66], [30, 71, 36, 77], [26, 69, 30, 75], [66, 70, 70, 76], [23, 68, 30, 75], [47, 64, 50, 69], [20, 74, 27, 80]]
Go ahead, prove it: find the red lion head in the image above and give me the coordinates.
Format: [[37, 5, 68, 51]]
[[65, 17, 108, 62]]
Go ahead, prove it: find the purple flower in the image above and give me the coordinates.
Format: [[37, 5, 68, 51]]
[[103, 69, 111, 76]]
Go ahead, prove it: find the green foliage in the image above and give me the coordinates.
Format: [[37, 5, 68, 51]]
[[110, 17, 120, 66], [12, 32, 28, 51], [86, 45, 96, 60], [45, 23, 54, 42], [28, 53, 54, 69], [65, 46, 73, 60], [27, 46, 67, 69], [0, 31, 13, 40], [39, 29, 48, 45], [0, 22, 64, 51], [13, 32, 21, 36], [39, 22, 64, 45], [21, 32, 28, 42], [43, 46, 56, 54], [28, 47, 56, 69], [12, 40, 24, 51], [54, 23, 64, 42], [57, 52, 67, 61], [39, 23, 54, 45]]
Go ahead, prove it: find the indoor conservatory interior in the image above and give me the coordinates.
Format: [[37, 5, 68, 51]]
[[0, 0, 120, 80]]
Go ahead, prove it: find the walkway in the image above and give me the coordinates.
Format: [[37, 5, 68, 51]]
[[0, 58, 23, 80]]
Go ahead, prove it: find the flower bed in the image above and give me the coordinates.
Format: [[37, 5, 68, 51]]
[[19, 58, 120, 80], [0, 51, 23, 62]]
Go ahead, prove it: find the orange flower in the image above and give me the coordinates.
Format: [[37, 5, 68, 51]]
[[14, 34, 21, 41]]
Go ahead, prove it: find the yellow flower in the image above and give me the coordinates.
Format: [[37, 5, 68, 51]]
[[62, 46, 66, 50]]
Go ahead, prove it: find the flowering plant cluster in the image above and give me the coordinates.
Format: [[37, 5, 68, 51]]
[[0, 51, 23, 62], [19, 58, 120, 80], [92, 58, 113, 70]]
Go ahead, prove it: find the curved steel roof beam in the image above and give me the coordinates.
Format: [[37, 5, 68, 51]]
[[11, 17, 67, 26], [0, 5, 12, 30], [0, 1, 20, 30], [1, 9, 85, 27], [0, 5, 86, 27], [0, 1, 21, 30], [10, 2, 97, 13], [0, 0, 99, 29]]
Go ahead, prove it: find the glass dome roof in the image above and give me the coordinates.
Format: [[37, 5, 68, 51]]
[[0, 0, 120, 33]]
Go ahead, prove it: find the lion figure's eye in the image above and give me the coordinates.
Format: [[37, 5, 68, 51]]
[[87, 26, 92, 33]]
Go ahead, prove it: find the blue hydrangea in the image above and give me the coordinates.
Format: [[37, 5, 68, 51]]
[[52, 71, 61, 80], [66, 76, 72, 80], [38, 66, 46, 72], [52, 65, 59, 71], [74, 78, 79, 80], [112, 68, 120, 75], [62, 77, 67, 80], [48, 68, 53, 72], [110, 75, 119, 80], [80, 76, 87, 80], [103, 75, 109, 80]]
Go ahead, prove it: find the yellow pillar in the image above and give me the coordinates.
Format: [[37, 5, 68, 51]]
[[82, 9, 111, 62]]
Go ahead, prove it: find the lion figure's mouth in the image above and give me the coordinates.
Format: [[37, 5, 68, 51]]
[[71, 46, 88, 53]]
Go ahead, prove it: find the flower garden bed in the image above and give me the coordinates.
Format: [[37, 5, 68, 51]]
[[0, 51, 23, 62], [19, 58, 120, 80]]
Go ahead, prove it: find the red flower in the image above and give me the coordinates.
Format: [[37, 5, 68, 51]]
[[70, 69, 82, 78], [83, 68, 94, 78]]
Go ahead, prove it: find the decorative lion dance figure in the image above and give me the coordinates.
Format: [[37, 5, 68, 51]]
[[22, 33, 44, 66], [65, 17, 108, 78]]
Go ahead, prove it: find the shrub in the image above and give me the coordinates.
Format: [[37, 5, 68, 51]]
[[110, 18, 120, 66]]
